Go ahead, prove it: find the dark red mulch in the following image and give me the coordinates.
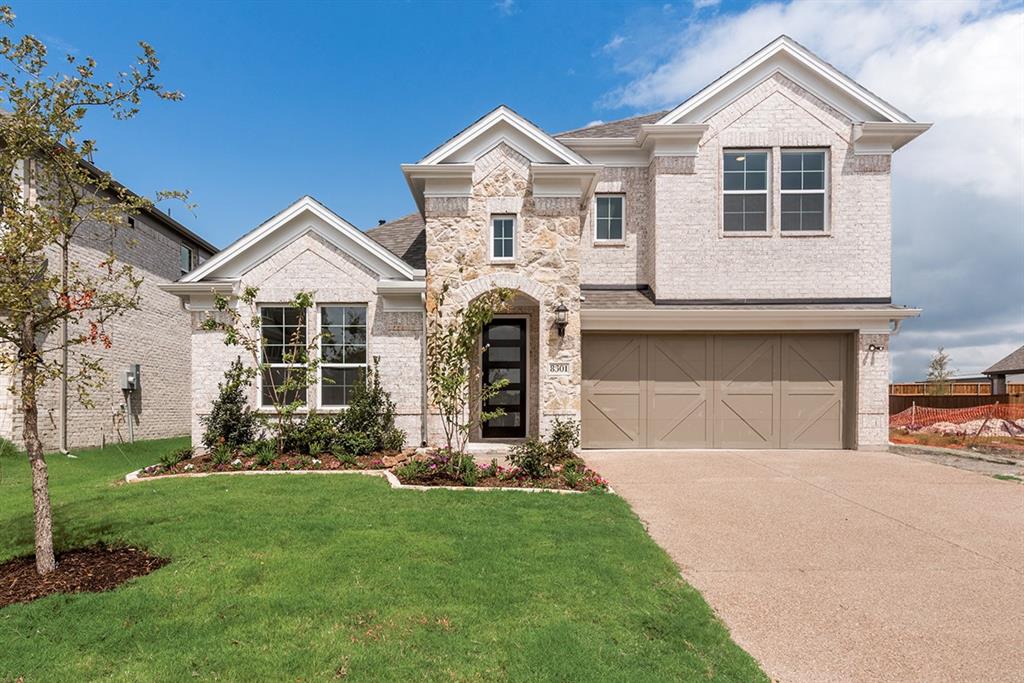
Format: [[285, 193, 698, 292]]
[[0, 543, 169, 609], [138, 451, 403, 477]]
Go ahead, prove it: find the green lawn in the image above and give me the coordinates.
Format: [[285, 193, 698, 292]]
[[0, 438, 765, 681]]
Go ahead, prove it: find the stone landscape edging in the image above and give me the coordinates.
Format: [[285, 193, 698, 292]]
[[124, 466, 598, 494]]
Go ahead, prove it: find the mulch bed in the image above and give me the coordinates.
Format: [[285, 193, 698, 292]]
[[138, 450, 407, 478], [1, 543, 169, 609], [397, 471, 571, 489]]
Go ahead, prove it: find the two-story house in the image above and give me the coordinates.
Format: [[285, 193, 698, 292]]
[[0, 159, 217, 451], [170, 36, 928, 451]]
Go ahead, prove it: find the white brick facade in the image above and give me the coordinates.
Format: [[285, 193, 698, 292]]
[[650, 74, 891, 301], [0, 213, 213, 451], [188, 232, 424, 448]]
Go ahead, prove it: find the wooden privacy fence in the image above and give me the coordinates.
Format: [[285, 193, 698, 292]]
[[889, 393, 1024, 414], [890, 382, 1024, 396]]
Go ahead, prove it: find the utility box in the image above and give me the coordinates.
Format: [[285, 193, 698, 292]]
[[120, 364, 141, 391]]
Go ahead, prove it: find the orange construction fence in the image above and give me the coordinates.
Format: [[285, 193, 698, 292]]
[[890, 402, 1024, 429]]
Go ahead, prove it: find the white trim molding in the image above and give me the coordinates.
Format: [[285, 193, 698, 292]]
[[581, 306, 921, 334], [852, 122, 933, 155]]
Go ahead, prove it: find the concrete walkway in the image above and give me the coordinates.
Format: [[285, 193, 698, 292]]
[[584, 449, 1024, 682]]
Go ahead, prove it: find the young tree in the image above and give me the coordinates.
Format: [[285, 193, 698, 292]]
[[202, 287, 322, 455], [926, 347, 956, 396], [426, 280, 513, 454], [0, 8, 185, 574]]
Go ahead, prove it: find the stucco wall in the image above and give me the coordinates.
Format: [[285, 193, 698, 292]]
[[0, 212, 212, 450], [189, 232, 424, 449], [423, 143, 582, 444], [651, 73, 892, 301]]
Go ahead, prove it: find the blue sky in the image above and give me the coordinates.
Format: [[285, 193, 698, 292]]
[[11, 0, 1024, 380]]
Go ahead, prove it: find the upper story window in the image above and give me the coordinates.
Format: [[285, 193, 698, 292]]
[[491, 215, 516, 261], [320, 305, 367, 407], [595, 195, 624, 241], [259, 306, 307, 408], [723, 150, 769, 232], [781, 150, 827, 231], [180, 244, 194, 275]]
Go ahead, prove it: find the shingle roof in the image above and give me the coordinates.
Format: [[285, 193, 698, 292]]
[[555, 110, 669, 139], [365, 213, 426, 270], [983, 345, 1024, 375]]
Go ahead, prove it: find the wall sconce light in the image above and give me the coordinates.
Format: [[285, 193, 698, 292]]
[[554, 302, 569, 337], [867, 343, 884, 352]]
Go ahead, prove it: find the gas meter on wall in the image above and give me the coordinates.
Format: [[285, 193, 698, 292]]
[[120, 364, 141, 391]]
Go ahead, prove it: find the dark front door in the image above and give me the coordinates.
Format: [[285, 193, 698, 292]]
[[482, 319, 527, 438]]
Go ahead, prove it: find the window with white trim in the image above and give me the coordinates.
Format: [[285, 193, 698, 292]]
[[180, 244, 194, 275], [595, 194, 624, 241], [723, 150, 769, 232], [259, 306, 307, 407], [781, 150, 827, 231], [491, 215, 515, 260], [319, 305, 367, 407]]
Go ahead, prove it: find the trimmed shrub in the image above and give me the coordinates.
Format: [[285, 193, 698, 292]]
[[547, 418, 580, 462], [159, 446, 193, 469], [201, 358, 258, 449], [337, 431, 374, 457], [507, 438, 550, 478], [342, 358, 398, 451]]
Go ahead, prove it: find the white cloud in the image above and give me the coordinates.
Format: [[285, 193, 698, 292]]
[[494, 0, 517, 17], [598, 0, 1024, 381], [693, 0, 721, 9], [603, 35, 626, 52], [584, 120, 605, 128]]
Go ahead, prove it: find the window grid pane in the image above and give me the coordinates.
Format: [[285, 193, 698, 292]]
[[781, 151, 826, 231], [723, 152, 769, 232], [492, 217, 515, 258], [596, 196, 624, 240], [320, 305, 368, 407]]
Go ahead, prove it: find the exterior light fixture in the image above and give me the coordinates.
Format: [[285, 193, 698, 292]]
[[554, 302, 569, 337], [867, 343, 884, 352]]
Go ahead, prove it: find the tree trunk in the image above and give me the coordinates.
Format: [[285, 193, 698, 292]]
[[21, 319, 56, 575]]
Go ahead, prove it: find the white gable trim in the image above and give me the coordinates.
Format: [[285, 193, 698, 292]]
[[419, 105, 589, 166], [658, 36, 914, 126], [180, 196, 417, 283]]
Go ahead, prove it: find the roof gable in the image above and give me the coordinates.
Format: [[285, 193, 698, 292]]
[[658, 36, 914, 126], [419, 105, 589, 166], [984, 345, 1024, 375], [180, 196, 418, 283]]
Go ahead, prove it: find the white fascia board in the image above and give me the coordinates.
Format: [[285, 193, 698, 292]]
[[401, 163, 474, 214], [419, 106, 589, 166], [636, 124, 709, 157], [658, 36, 913, 126], [377, 279, 426, 295], [581, 307, 921, 332], [853, 122, 933, 155], [531, 164, 602, 196], [182, 196, 417, 284]]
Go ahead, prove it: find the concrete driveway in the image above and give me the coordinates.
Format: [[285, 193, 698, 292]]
[[584, 449, 1024, 682]]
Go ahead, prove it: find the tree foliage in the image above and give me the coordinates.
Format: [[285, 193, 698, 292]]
[[925, 346, 956, 396], [202, 287, 321, 455], [425, 279, 513, 454], [0, 7, 185, 574], [201, 357, 258, 449]]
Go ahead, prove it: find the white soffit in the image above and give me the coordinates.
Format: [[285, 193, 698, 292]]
[[658, 36, 915, 126], [180, 196, 417, 283]]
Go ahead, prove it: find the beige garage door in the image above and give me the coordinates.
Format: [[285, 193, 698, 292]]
[[582, 333, 848, 449]]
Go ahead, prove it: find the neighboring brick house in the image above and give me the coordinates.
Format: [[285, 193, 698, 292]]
[[0, 163, 217, 451], [170, 36, 928, 451]]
